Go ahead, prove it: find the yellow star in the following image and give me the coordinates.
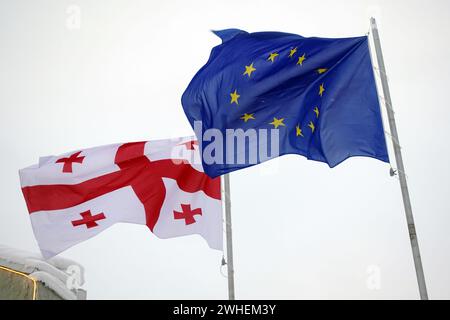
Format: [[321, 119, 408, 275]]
[[296, 53, 306, 66], [296, 125, 304, 137], [317, 68, 328, 74], [243, 63, 256, 77], [230, 89, 240, 105], [313, 106, 319, 118], [269, 117, 285, 129], [308, 121, 315, 133], [288, 47, 297, 58], [240, 113, 255, 122], [319, 83, 325, 97], [267, 52, 279, 63]]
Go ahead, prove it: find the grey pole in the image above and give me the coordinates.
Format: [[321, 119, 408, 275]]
[[223, 173, 235, 300], [370, 17, 428, 300]]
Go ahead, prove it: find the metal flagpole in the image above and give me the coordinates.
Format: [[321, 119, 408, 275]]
[[370, 17, 428, 300], [223, 173, 235, 300]]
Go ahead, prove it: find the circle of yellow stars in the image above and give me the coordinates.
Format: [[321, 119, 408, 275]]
[[228, 46, 329, 138]]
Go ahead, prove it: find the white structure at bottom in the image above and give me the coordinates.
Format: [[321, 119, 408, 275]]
[[0, 245, 86, 300]]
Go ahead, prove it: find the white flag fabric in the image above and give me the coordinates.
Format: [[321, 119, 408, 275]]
[[19, 137, 223, 258]]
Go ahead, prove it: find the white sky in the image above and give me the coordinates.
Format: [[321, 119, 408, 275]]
[[1, 0, 450, 299]]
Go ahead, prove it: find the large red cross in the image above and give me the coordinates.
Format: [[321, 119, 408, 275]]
[[72, 210, 106, 229], [173, 204, 202, 225], [22, 142, 220, 231], [56, 151, 85, 173]]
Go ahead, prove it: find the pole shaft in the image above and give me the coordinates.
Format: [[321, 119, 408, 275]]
[[223, 173, 235, 300], [370, 17, 428, 300]]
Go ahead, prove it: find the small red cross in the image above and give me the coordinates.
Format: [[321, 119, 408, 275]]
[[71, 210, 106, 229], [179, 140, 198, 150], [173, 204, 202, 225], [56, 151, 85, 173]]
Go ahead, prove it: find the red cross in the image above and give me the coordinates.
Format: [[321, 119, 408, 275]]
[[23, 142, 220, 232], [179, 140, 198, 150], [56, 151, 85, 173], [173, 204, 202, 225], [71, 210, 105, 229]]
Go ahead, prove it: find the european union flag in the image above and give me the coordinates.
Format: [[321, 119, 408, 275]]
[[182, 29, 389, 178]]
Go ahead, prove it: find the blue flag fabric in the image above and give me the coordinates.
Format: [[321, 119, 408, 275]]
[[182, 29, 389, 178]]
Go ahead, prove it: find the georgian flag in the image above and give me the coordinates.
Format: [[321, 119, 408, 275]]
[[19, 137, 223, 258]]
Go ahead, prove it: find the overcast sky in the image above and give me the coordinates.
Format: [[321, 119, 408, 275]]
[[1, 0, 450, 299]]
